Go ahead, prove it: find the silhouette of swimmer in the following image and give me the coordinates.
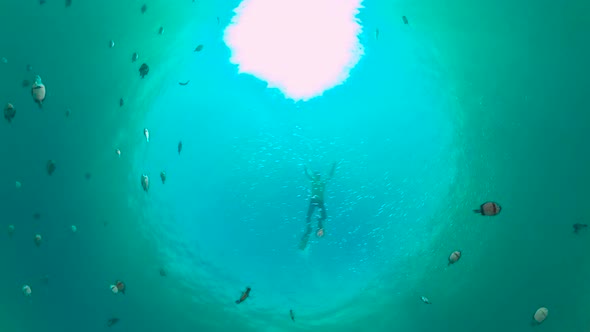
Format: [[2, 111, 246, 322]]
[[300, 162, 337, 249]]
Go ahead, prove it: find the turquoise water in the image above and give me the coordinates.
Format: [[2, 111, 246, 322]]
[[1, 0, 588, 331]]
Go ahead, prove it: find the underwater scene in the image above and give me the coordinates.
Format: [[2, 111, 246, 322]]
[[0, 0, 588, 331]]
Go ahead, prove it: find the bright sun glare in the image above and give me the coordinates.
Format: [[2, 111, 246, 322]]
[[224, 0, 365, 102]]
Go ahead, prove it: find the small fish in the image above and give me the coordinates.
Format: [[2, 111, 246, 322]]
[[107, 318, 120, 327], [22, 79, 30, 88], [160, 171, 166, 184], [402, 16, 409, 25], [179, 80, 190, 86], [109, 40, 115, 48], [46, 160, 56, 175], [116, 149, 121, 157], [65, 108, 71, 117], [119, 98, 124, 107], [421, 296, 431, 304], [159, 268, 167, 277], [194, 44, 204, 52], [132, 52, 139, 63], [473, 202, 501, 216], [40, 275, 50, 285], [139, 63, 149, 78], [84, 172, 92, 180], [39, 0, 46, 5], [65, 0, 72, 7], [178, 141, 182, 155], [574, 223, 588, 233], [144, 128, 150, 142], [7, 224, 15, 236], [32, 75, 46, 108], [0, 57, 7, 64], [235, 287, 251, 304], [448, 250, 461, 265], [26, 64, 33, 71], [141, 174, 149, 192], [115, 280, 126, 294], [375, 28, 379, 40], [33, 212, 41, 220], [289, 309, 295, 321], [22, 285, 32, 297], [34, 234, 42, 247], [158, 26, 164, 35], [141, 4, 147, 14], [4, 103, 16, 123]]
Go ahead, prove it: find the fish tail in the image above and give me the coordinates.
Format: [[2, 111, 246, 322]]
[[472, 209, 480, 214]]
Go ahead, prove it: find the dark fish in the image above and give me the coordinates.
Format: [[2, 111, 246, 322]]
[[119, 98, 124, 107], [159, 268, 167, 277], [158, 26, 164, 35], [115, 280, 126, 294], [139, 63, 149, 79], [235, 287, 251, 304], [47, 160, 56, 175], [574, 223, 588, 233], [40, 0, 46, 5], [107, 318, 120, 327], [33, 212, 41, 220], [402, 16, 408, 24], [131, 52, 139, 62], [194, 44, 204, 52], [65, 0, 72, 7], [22, 79, 30, 88], [160, 171, 166, 184], [473, 201, 501, 216], [85, 172, 91, 180], [40, 275, 49, 284], [141, 4, 147, 14], [178, 141, 182, 155], [4, 103, 16, 123], [290, 309, 295, 321], [179, 81, 190, 86], [65, 108, 71, 117]]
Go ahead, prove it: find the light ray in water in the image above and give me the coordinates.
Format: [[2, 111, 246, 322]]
[[224, 0, 365, 102]]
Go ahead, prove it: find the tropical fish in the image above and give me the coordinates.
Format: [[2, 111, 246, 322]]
[[141, 174, 149, 192], [473, 202, 501, 216], [448, 250, 461, 265]]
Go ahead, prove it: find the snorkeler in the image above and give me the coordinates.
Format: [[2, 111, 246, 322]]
[[299, 162, 337, 249]]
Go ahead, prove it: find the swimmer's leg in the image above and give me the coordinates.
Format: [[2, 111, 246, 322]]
[[316, 202, 327, 237], [299, 202, 315, 250]]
